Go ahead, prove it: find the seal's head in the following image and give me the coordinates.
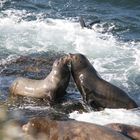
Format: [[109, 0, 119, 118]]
[[68, 53, 91, 71], [22, 117, 57, 139], [52, 56, 70, 75], [53, 57, 69, 69], [22, 118, 50, 136]]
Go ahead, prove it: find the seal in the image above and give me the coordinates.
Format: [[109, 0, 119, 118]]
[[68, 53, 138, 110], [22, 117, 131, 140], [10, 57, 70, 103], [79, 16, 100, 29], [105, 123, 140, 140]]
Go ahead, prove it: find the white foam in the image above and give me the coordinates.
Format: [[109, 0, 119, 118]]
[[0, 9, 140, 59], [18, 106, 50, 111], [0, 10, 115, 55], [69, 108, 140, 126], [0, 10, 79, 54], [134, 48, 140, 70], [0, 54, 19, 66]]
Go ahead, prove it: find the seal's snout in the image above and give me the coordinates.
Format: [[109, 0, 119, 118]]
[[22, 123, 29, 133], [69, 53, 73, 57], [68, 53, 74, 60], [60, 54, 72, 64]]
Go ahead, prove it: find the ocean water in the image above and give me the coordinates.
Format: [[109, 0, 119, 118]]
[[0, 0, 140, 126]]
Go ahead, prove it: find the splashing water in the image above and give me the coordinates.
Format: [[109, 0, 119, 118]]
[[69, 108, 140, 126]]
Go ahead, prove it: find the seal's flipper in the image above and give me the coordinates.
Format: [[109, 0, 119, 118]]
[[87, 20, 100, 29], [80, 82, 106, 110], [79, 17, 86, 28], [89, 20, 100, 26]]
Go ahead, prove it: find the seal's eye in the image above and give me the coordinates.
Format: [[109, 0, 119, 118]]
[[57, 61, 60, 65], [60, 58, 63, 61]]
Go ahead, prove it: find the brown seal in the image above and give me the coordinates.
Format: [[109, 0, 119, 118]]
[[22, 117, 131, 140], [105, 123, 140, 140], [10, 57, 70, 103], [68, 53, 138, 110]]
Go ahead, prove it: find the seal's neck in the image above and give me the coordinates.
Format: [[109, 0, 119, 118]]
[[44, 69, 59, 81]]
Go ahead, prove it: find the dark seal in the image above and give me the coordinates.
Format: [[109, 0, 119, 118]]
[[10, 57, 70, 103], [68, 53, 138, 110]]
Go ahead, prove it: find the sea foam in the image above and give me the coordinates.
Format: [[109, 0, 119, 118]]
[[69, 108, 140, 126]]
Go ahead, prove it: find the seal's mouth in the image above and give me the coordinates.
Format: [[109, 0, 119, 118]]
[[61, 54, 73, 65], [68, 53, 74, 58], [67, 53, 74, 62]]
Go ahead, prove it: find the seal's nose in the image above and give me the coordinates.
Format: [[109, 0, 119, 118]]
[[69, 53, 74, 58], [22, 123, 29, 133]]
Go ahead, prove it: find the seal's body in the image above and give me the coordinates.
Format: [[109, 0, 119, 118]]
[[106, 123, 140, 140], [68, 53, 137, 110], [22, 117, 131, 140], [10, 57, 70, 102]]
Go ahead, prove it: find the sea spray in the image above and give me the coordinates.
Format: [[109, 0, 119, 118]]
[[69, 108, 140, 126]]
